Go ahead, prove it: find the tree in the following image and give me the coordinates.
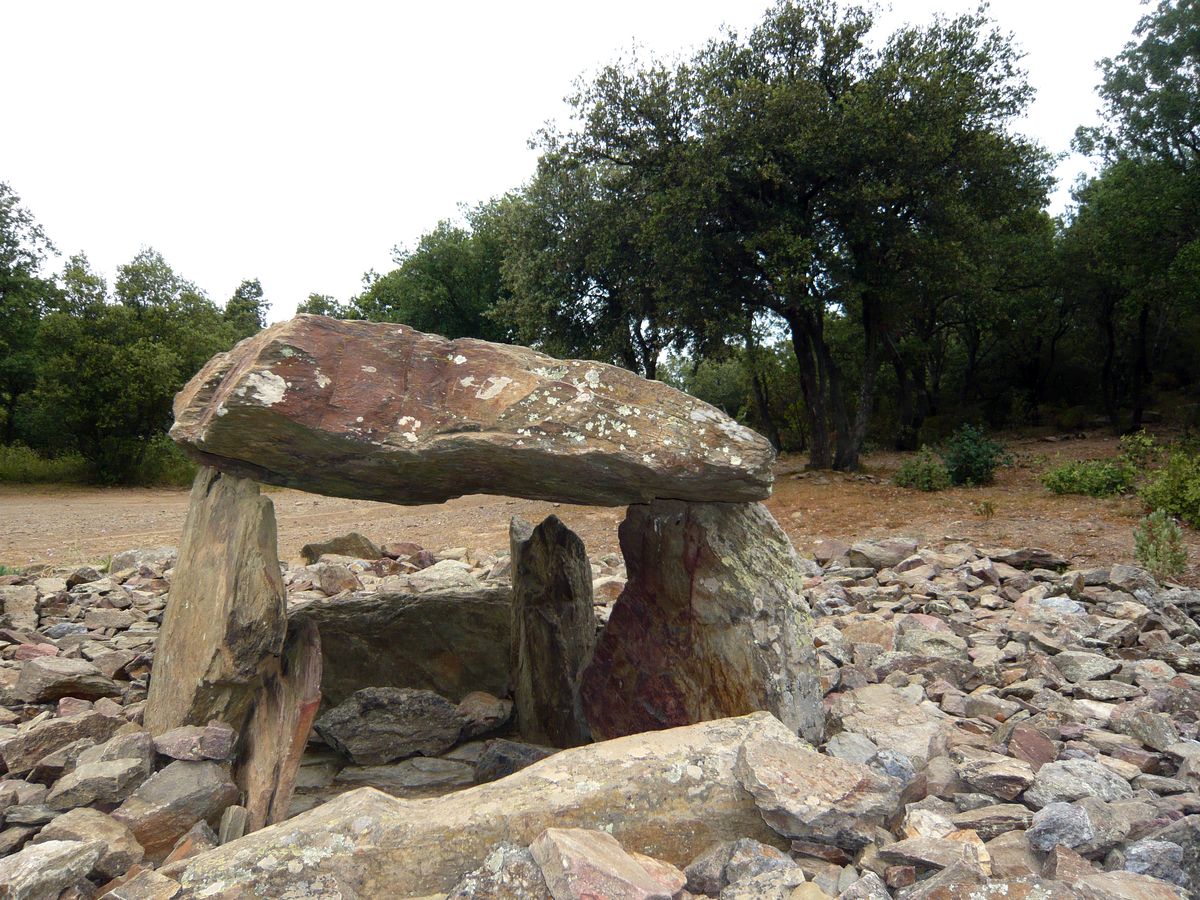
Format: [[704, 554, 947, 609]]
[[296, 293, 350, 317], [351, 201, 514, 342], [0, 183, 58, 443], [224, 278, 268, 339]]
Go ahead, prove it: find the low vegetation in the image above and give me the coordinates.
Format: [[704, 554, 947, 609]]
[[1135, 509, 1189, 579], [1042, 458, 1134, 497], [893, 447, 951, 492]]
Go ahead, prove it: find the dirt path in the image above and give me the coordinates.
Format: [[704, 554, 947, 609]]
[[2, 432, 1197, 584]]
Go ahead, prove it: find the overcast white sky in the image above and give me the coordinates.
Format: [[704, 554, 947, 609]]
[[4, 1, 1146, 322]]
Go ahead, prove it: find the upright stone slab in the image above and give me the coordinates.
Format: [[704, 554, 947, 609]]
[[236, 619, 322, 831], [169, 315, 774, 506], [581, 500, 823, 744], [509, 515, 596, 747], [145, 467, 287, 736]]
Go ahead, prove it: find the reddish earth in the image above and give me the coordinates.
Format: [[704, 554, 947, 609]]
[[1, 431, 1197, 584]]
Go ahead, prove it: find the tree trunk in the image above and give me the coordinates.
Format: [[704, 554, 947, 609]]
[[743, 324, 782, 452], [1130, 301, 1151, 430], [784, 309, 831, 469], [1100, 297, 1120, 431]]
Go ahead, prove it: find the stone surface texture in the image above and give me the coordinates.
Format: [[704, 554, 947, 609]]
[[144, 467, 286, 736], [169, 315, 775, 506], [509, 515, 596, 747], [581, 499, 823, 743]]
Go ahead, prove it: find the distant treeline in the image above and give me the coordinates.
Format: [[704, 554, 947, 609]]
[[2, 0, 1198, 483]]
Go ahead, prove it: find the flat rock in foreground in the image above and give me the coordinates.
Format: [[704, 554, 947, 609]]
[[170, 315, 774, 506], [172, 713, 897, 898]]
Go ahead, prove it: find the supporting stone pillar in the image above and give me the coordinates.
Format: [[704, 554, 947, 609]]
[[580, 499, 824, 744], [509, 515, 596, 747], [237, 619, 323, 830], [145, 467, 287, 734]]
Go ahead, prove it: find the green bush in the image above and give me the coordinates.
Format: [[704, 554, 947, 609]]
[[1134, 509, 1188, 580], [127, 434, 198, 487], [894, 446, 951, 492], [0, 444, 91, 483], [1140, 449, 1200, 527], [941, 425, 1009, 486], [1119, 429, 1157, 468], [1042, 459, 1134, 497]]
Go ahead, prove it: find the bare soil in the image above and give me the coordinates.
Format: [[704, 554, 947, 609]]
[[2, 431, 1197, 584]]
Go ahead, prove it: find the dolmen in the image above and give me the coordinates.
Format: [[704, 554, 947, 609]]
[[143, 314, 825, 893]]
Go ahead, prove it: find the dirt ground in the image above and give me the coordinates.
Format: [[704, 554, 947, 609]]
[[2, 431, 1197, 584]]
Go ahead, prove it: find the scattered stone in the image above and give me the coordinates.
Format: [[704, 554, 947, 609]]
[[299, 532, 382, 565], [111, 760, 239, 862], [530, 827, 672, 899], [457, 691, 513, 739], [314, 687, 464, 765], [445, 843, 551, 899], [153, 722, 237, 762], [475, 739, 555, 784], [34, 807, 144, 879], [46, 757, 149, 809], [13, 656, 121, 703], [0, 839, 105, 899]]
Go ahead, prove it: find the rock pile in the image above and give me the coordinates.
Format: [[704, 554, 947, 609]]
[[0, 535, 1196, 896]]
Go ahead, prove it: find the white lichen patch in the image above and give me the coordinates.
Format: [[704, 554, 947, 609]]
[[236, 370, 287, 406], [314, 370, 331, 389], [475, 375, 513, 400], [731, 456, 743, 466], [361, 365, 377, 373], [459, 376, 476, 387], [450, 354, 467, 365]]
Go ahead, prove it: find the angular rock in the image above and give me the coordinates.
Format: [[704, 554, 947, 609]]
[[828, 684, 947, 769], [582, 500, 822, 743], [46, 757, 148, 809], [104, 868, 184, 899], [530, 827, 672, 899], [457, 691, 512, 739], [313, 687, 463, 765], [684, 838, 796, 895], [0, 585, 39, 632], [13, 656, 121, 703], [510, 515, 595, 747], [719, 866, 807, 899], [1027, 802, 1095, 851], [34, 807, 144, 879], [1053, 651, 1121, 684], [333, 757, 475, 798], [445, 843, 551, 899], [474, 739, 555, 784], [110, 547, 177, 574], [2, 710, 125, 777], [299, 532, 382, 565], [288, 585, 510, 705], [0, 840, 105, 897], [153, 723, 237, 762], [144, 468, 286, 736], [171, 713, 819, 897], [170, 315, 775, 506], [1025, 758, 1135, 808], [849, 538, 918, 570], [111, 760, 239, 863]]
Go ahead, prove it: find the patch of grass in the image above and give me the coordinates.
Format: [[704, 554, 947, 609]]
[[973, 499, 997, 520], [0, 565, 15, 577], [1042, 459, 1134, 497], [0, 444, 91, 484], [894, 446, 951, 492], [126, 435, 198, 487]]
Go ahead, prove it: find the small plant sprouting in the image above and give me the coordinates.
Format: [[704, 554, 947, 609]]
[[1134, 509, 1188, 581]]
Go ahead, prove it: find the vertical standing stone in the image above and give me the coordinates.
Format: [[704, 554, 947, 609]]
[[581, 499, 824, 744], [509, 515, 596, 747], [236, 619, 323, 830], [145, 467, 287, 736]]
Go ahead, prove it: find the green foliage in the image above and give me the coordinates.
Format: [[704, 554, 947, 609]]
[[974, 499, 997, 520], [941, 425, 1009, 486], [296, 293, 349, 318], [1042, 459, 1135, 497], [1120, 429, 1158, 468], [894, 447, 951, 492], [224, 278, 267, 339], [0, 566, 14, 577], [1140, 448, 1200, 527], [0, 444, 90, 483], [1134, 509, 1188, 580]]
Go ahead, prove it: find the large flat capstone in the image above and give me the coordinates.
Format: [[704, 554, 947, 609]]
[[170, 315, 774, 506]]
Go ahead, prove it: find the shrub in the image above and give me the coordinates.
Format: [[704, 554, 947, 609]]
[[1134, 509, 1188, 580], [1140, 449, 1200, 527], [894, 446, 951, 492], [941, 425, 1009, 486], [0, 444, 91, 484], [127, 434, 198, 487], [1119, 429, 1157, 468], [1042, 459, 1134, 497]]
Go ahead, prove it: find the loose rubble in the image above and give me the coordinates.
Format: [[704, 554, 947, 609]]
[[0, 531, 1196, 897]]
